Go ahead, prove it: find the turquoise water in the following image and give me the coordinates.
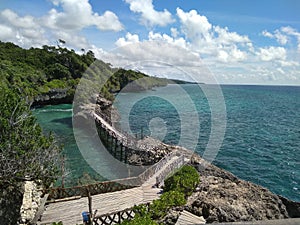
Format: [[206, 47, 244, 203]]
[[33, 104, 105, 186], [33, 84, 300, 201], [115, 84, 300, 202], [33, 104, 137, 186]]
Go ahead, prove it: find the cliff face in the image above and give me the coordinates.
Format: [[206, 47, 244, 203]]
[[32, 88, 73, 106], [180, 154, 300, 224]]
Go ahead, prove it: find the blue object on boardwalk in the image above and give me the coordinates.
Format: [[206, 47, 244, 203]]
[[82, 211, 89, 222]]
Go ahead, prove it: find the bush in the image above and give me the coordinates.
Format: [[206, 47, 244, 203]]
[[149, 191, 186, 219], [121, 214, 158, 225], [45, 79, 67, 89], [164, 165, 200, 197]]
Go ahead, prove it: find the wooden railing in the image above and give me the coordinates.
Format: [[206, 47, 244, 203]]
[[44, 111, 187, 201], [45, 177, 140, 200], [45, 151, 183, 200], [93, 204, 150, 225], [155, 154, 185, 186]]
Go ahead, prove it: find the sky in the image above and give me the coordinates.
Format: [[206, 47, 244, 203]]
[[0, 0, 300, 85]]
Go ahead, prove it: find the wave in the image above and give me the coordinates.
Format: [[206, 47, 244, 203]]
[[36, 109, 73, 113]]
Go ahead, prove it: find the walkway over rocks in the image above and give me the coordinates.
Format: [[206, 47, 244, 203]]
[[39, 152, 186, 224], [38, 110, 191, 224]]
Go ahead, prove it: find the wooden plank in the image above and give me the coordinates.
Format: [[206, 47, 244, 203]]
[[175, 210, 206, 225]]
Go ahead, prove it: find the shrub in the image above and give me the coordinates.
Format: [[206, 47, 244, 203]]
[[164, 165, 200, 197], [149, 191, 186, 219], [121, 214, 158, 225]]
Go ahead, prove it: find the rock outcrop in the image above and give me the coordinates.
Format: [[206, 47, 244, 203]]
[[19, 181, 43, 225], [127, 137, 172, 165], [182, 154, 299, 223], [32, 88, 73, 106]]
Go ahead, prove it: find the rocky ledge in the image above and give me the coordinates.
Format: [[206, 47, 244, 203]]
[[163, 153, 300, 224], [32, 88, 73, 106]]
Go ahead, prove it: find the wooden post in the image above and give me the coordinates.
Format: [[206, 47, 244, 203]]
[[118, 211, 121, 223], [124, 146, 128, 163], [120, 144, 123, 162], [88, 190, 93, 224], [61, 155, 65, 188], [106, 129, 109, 144], [114, 138, 118, 157], [110, 134, 114, 153]]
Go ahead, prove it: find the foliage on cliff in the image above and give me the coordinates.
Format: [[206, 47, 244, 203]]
[[0, 41, 95, 100], [164, 165, 200, 197], [0, 41, 168, 103]]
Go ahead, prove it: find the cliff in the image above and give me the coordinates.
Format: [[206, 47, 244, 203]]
[[162, 153, 300, 224], [32, 88, 73, 106]]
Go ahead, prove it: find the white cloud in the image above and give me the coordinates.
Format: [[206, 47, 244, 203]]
[[44, 0, 123, 31], [1, 9, 36, 29], [0, 9, 48, 47], [105, 41, 214, 83], [274, 30, 288, 45], [0, 0, 123, 49], [170, 27, 179, 38], [257, 46, 286, 61], [262, 29, 288, 45], [52, 30, 90, 49], [115, 32, 140, 47], [281, 26, 300, 51], [262, 30, 273, 38], [0, 24, 14, 40], [125, 0, 174, 27], [176, 8, 212, 42], [111, 8, 300, 84], [278, 60, 299, 67], [148, 31, 188, 49], [215, 26, 250, 45], [217, 50, 229, 62], [176, 8, 250, 62]]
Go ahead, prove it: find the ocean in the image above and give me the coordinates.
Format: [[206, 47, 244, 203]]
[[33, 84, 300, 202]]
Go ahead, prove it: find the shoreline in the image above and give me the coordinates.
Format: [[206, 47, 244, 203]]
[[34, 95, 299, 203]]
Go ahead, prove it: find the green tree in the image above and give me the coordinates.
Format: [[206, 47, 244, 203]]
[[0, 87, 61, 224]]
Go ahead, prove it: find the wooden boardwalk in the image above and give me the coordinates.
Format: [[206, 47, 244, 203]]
[[176, 210, 206, 225], [38, 154, 180, 225]]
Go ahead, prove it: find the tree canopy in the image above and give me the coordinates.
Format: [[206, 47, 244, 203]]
[[0, 41, 168, 103], [0, 86, 60, 187]]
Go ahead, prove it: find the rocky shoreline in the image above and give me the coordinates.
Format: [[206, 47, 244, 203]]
[[161, 152, 300, 224]]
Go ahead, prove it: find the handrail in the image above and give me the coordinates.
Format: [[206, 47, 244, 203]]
[[45, 111, 186, 200], [45, 151, 183, 200]]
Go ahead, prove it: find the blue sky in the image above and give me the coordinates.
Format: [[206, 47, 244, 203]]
[[0, 0, 300, 85]]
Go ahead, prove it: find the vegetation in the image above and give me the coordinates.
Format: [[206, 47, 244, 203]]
[[121, 214, 158, 225], [149, 190, 186, 219], [121, 165, 200, 225], [0, 40, 169, 224], [0, 41, 168, 103], [0, 41, 96, 100], [0, 86, 61, 224], [0, 86, 61, 187], [164, 165, 200, 197]]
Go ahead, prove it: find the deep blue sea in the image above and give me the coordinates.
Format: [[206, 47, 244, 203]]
[[33, 84, 300, 202]]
